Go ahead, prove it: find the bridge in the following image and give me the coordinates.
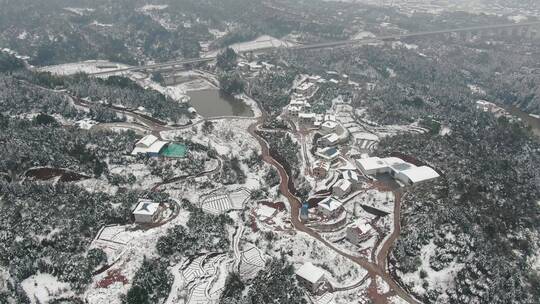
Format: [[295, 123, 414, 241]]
[[90, 21, 540, 76]]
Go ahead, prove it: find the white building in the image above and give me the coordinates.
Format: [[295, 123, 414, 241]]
[[318, 133, 341, 147], [316, 147, 340, 161], [357, 156, 440, 185], [131, 134, 168, 157], [132, 199, 163, 224], [396, 166, 440, 186], [333, 179, 352, 198], [312, 160, 330, 179], [318, 196, 343, 217], [356, 157, 390, 176], [295, 262, 326, 293], [321, 120, 339, 133]]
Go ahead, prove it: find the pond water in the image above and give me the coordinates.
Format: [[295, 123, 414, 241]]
[[187, 89, 254, 118]]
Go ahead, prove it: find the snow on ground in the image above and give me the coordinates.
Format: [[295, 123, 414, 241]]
[[63, 7, 95, 15], [85, 204, 194, 304], [399, 240, 464, 297], [77, 178, 119, 195], [351, 31, 376, 40], [22, 273, 73, 304], [90, 21, 113, 27], [75, 118, 98, 130], [243, 220, 368, 289], [137, 4, 169, 12], [37, 60, 130, 76], [468, 84, 486, 96], [508, 15, 528, 23], [391, 41, 418, 50], [206, 35, 297, 57], [1, 48, 31, 61], [236, 94, 262, 118], [161, 118, 259, 158], [346, 189, 394, 214], [108, 163, 162, 190]]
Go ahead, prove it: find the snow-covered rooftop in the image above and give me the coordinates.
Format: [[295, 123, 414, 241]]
[[322, 121, 339, 130], [136, 134, 159, 148], [131, 140, 168, 155], [334, 179, 352, 192], [295, 262, 326, 283], [321, 133, 340, 143], [299, 112, 316, 119], [400, 166, 440, 184], [318, 197, 343, 212], [132, 199, 160, 216], [357, 157, 388, 171]]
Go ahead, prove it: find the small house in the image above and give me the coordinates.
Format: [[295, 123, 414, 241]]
[[318, 197, 343, 217], [133, 199, 163, 224], [295, 262, 326, 293], [333, 179, 352, 198], [312, 160, 330, 179]]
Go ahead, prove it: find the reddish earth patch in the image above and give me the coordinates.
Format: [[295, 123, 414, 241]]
[[96, 269, 128, 288], [369, 180, 395, 192], [260, 201, 286, 211], [25, 167, 89, 182], [249, 213, 259, 232]]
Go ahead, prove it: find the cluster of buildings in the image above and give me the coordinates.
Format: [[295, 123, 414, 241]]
[[356, 156, 440, 186]]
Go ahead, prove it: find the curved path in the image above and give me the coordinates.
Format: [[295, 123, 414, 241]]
[[248, 118, 418, 304]]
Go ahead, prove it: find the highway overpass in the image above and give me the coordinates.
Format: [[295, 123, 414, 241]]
[[90, 21, 540, 76]]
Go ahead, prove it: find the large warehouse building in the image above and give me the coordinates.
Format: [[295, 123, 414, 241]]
[[356, 156, 440, 185]]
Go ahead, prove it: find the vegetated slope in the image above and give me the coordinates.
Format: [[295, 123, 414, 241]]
[[379, 112, 540, 303], [0, 182, 139, 303]]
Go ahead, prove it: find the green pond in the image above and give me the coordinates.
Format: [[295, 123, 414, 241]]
[[160, 143, 187, 158]]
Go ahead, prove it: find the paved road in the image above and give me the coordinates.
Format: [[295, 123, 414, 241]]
[[90, 21, 540, 76]]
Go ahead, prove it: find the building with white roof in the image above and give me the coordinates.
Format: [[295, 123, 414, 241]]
[[318, 197, 343, 217], [357, 156, 440, 185], [295, 262, 326, 293], [396, 166, 440, 186], [132, 199, 163, 223], [356, 157, 389, 175], [131, 134, 168, 157], [312, 160, 330, 179], [333, 179, 352, 198], [321, 121, 339, 133], [318, 133, 341, 147]]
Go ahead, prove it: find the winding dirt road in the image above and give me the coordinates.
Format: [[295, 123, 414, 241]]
[[248, 118, 418, 304]]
